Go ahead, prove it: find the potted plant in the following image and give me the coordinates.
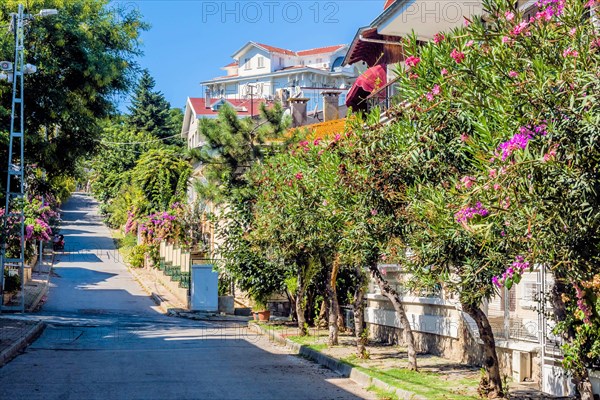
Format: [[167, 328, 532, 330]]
[[252, 298, 270, 322]]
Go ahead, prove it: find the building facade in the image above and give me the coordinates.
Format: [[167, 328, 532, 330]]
[[200, 42, 360, 113]]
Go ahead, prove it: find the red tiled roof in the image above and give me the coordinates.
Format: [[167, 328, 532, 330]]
[[297, 45, 345, 56], [223, 61, 238, 67], [384, 0, 395, 9], [189, 98, 268, 117], [256, 43, 296, 56]]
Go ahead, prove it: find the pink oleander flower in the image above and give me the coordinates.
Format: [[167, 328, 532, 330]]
[[409, 73, 419, 80], [313, 139, 320, 146], [489, 169, 497, 178], [500, 230, 506, 237], [562, 48, 578, 58], [295, 172, 303, 180], [433, 33, 445, 44], [441, 68, 448, 76], [465, 40, 474, 47], [334, 133, 341, 142], [460, 133, 469, 142], [426, 92, 435, 102], [464, 17, 470, 26], [543, 144, 559, 162], [460, 175, 476, 189], [405, 56, 421, 68], [569, 27, 577, 36], [322, 200, 328, 206], [502, 36, 511, 44], [510, 21, 529, 36], [509, 70, 518, 78], [450, 49, 465, 64], [505, 10, 515, 20], [494, 184, 501, 191], [370, 209, 378, 216], [431, 84, 441, 95]]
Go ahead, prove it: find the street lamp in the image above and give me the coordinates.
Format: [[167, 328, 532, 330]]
[[0, 4, 57, 313]]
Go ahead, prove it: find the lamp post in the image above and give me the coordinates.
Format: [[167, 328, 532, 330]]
[[0, 4, 57, 312]]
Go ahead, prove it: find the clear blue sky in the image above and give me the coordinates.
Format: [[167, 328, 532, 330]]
[[113, 1, 382, 111]]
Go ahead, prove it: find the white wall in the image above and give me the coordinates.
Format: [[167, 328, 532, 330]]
[[238, 47, 271, 77]]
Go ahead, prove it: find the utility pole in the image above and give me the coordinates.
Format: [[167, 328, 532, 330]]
[[246, 83, 257, 118], [0, 5, 57, 312], [1, 4, 28, 312]]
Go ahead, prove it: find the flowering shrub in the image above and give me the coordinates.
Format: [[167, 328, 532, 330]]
[[340, 0, 599, 396]]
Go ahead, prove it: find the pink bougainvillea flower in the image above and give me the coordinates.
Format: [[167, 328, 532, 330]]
[[405, 56, 421, 68], [450, 48, 465, 63], [433, 33, 445, 44]]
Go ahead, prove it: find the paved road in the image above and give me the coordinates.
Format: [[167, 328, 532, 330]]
[[0, 194, 373, 400]]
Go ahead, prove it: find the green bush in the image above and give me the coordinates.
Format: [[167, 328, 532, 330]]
[[128, 244, 147, 268]]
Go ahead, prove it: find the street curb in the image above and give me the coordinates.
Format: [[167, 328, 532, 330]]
[[0, 320, 45, 368], [249, 322, 424, 400], [26, 251, 55, 312]]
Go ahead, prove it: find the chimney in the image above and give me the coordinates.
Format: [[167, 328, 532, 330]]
[[205, 88, 211, 109], [289, 98, 309, 128], [322, 91, 341, 122]]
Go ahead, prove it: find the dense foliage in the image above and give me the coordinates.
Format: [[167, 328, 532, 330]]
[[0, 0, 147, 180]]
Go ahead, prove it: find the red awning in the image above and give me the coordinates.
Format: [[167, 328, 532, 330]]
[[345, 64, 387, 111]]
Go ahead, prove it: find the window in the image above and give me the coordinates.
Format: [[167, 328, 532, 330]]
[[257, 56, 264, 68], [244, 58, 251, 70], [300, 60, 305, 66], [316, 58, 323, 64], [279, 57, 283, 66]]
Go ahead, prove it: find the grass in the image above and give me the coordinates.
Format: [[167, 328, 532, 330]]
[[347, 364, 479, 400], [366, 385, 399, 400], [287, 334, 328, 352]]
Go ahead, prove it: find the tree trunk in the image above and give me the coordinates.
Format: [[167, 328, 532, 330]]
[[368, 261, 418, 371], [286, 290, 296, 322], [318, 299, 328, 329], [296, 269, 308, 336], [353, 266, 368, 358], [575, 374, 594, 400], [326, 256, 340, 346], [462, 302, 503, 399]]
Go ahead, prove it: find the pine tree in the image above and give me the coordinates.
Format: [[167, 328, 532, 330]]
[[128, 70, 174, 140]]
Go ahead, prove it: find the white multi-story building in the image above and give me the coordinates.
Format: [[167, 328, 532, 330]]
[[200, 42, 359, 112]]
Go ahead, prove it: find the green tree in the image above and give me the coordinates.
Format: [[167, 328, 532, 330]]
[[0, 0, 147, 178], [128, 69, 177, 142], [131, 147, 191, 215]]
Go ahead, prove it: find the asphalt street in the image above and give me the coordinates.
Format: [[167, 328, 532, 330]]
[[0, 194, 373, 400]]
